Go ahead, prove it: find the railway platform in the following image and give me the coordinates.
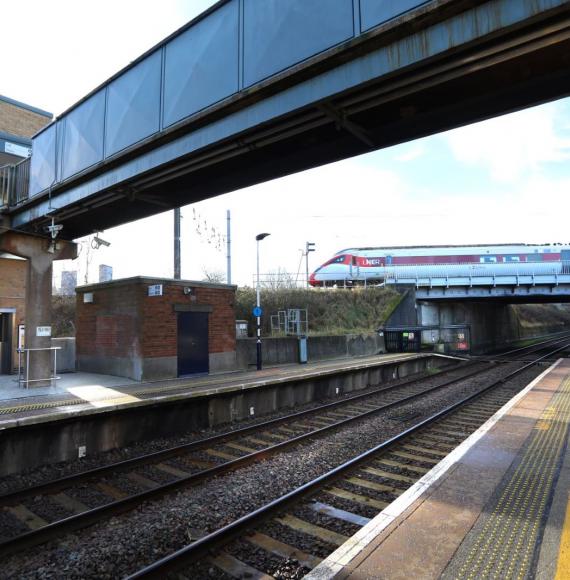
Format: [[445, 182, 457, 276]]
[[310, 358, 570, 580], [0, 352, 451, 478], [0, 352, 434, 422]]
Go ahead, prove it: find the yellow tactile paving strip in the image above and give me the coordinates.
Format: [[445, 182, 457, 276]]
[[454, 376, 570, 580]]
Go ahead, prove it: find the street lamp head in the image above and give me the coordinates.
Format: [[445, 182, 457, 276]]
[[256, 232, 271, 241]]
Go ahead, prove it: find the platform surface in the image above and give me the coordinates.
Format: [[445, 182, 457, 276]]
[[0, 352, 431, 426], [310, 358, 570, 580]]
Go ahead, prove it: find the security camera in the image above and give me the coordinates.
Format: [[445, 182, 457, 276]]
[[183, 287, 193, 295], [92, 236, 111, 249]]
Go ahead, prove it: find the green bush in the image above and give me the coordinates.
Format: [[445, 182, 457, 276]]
[[235, 287, 402, 336]]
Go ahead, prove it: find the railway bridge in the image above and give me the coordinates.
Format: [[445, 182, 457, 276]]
[[1, 0, 570, 380], [384, 262, 570, 302]]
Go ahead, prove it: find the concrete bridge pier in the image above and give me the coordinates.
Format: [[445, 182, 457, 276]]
[[418, 301, 533, 354], [418, 301, 518, 353], [0, 231, 76, 386]]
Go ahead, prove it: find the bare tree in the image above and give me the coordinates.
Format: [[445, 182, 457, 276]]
[[202, 269, 227, 283], [263, 268, 297, 290]]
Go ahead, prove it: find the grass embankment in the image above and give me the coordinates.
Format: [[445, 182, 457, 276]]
[[235, 287, 402, 336], [512, 303, 570, 331]]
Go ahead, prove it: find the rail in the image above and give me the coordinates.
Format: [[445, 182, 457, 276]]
[[17, 346, 61, 389], [0, 157, 30, 208], [126, 343, 569, 579]]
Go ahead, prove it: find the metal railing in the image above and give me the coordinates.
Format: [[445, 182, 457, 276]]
[[384, 261, 570, 283], [0, 164, 14, 208], [17, 346, 61, 389], [0, 156, 30, 208]]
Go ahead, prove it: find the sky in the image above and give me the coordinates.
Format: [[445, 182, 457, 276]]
[[4, 1, 570, 288]]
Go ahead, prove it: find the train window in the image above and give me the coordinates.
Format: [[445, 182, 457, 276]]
[[505, 256, 520, 262], [480, 256, 497, 263], [330, 255, 346, 264]]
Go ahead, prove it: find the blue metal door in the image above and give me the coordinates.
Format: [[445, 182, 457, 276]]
[[177, 312, 209, 376]]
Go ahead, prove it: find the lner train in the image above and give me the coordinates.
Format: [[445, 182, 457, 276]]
[[309, 244, 570, 286]]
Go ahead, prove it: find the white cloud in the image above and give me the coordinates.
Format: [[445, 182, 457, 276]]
[[444, 102, 570, 182], [394, 145, 425, 163]]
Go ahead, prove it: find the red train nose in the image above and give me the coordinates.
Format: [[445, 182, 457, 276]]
[[308, 272, 317, 286]]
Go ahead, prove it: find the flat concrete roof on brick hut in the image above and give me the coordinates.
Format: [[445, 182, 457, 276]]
[[75, 276, 237, 293]]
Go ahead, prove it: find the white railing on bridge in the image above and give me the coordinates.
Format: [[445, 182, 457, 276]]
[[384, 261, 570, 286]]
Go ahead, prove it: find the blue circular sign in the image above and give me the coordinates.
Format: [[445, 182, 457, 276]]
[[253, 306, 263, 317]]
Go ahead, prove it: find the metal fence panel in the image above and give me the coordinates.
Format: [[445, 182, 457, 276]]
[[0, 164, 13, 207], [61, 90, 105, 181], [163, 0, 239, 128], [13, 158, 30, 204], [243, 0, 354, 87], [29, 124, 57, 196], [105, 50, 162, 156]]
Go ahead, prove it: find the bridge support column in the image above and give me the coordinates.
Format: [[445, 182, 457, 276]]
[[0, 231, 77, 386]]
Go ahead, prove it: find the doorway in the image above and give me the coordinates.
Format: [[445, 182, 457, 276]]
[[0, 313, 13, 374], [177, 311, 209, 376]]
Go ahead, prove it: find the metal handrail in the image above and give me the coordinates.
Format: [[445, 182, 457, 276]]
[[13, 157, 30, 205], [384, 260, 570, 281], [17, 346, 61, 389], [0, 157, 30, 208], [0, 164, 14, 207]]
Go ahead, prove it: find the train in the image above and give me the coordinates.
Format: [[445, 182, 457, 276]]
[[309, 243, 570, 286]]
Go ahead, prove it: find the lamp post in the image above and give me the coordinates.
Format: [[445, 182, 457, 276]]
[[255, 232, 270, 370]]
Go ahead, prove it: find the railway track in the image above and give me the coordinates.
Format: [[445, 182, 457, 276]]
[[125, 342, 569, 580], [0, 357, 496, 556], [0, 336, 566, 574]]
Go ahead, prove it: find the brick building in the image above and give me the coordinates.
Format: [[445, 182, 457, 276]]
[[0, 96, 53, 374], [0, 94, 52, 165], [75, 277, 237, 381]]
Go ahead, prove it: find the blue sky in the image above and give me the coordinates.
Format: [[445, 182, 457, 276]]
[[3, 1, 570, 286]]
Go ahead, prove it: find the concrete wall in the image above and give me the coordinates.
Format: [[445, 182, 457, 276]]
[[383, 287, 568, 353], [0, 354, 451, 476], [236, 332, 385, 369], [417, 299, 565, 353], [385, 289, 417, 327], [51, 337, 75, 373]]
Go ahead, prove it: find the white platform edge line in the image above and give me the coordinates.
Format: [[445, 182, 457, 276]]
[[303, 358, 563, 580]]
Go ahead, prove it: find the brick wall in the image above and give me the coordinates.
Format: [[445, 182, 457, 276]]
[[140, 283, 236, 357], [194, 287, 236, 353], [76, 278, 236, 365], [76, 284, 141, 359], [0, 257, 27, 369], [0, 100, 52, 138]]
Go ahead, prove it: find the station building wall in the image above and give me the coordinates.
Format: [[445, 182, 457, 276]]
[[75, 277, 237, 381], [0, 97, 51, 138], [0, 256, 26, 372]]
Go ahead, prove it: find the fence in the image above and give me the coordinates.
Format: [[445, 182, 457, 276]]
[[0, 157, 30, 208], [384, 261, 570, 283], [17, 346, 61, 388]]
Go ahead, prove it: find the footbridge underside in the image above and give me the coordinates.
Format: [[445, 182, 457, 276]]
[[3, 0, 570, 239]]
